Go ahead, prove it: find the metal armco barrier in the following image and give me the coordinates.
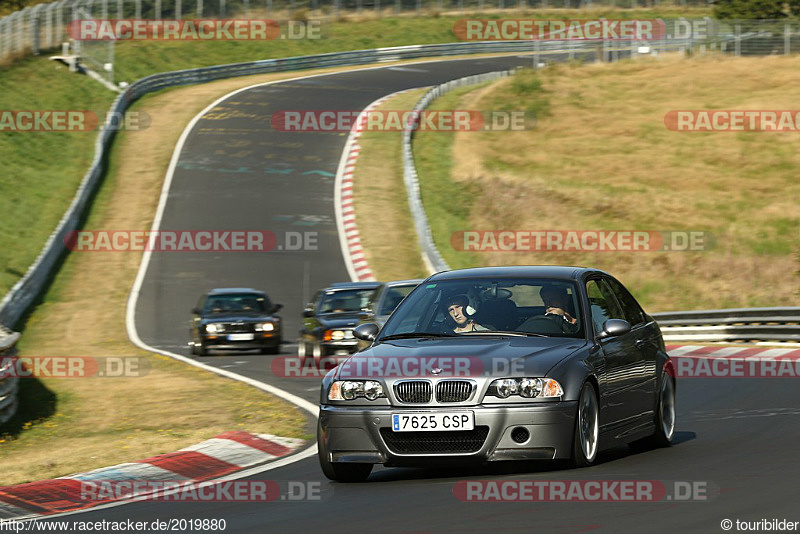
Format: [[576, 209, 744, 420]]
[[652, 307, 800, 343], [0, 325, 20, 426]]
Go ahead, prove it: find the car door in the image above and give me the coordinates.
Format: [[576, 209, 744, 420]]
[[586, 277, 640, 430], [606, 276, 658, 422]]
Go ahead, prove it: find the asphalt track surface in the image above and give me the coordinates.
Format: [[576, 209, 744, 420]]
[[50, 56, 800, 532]]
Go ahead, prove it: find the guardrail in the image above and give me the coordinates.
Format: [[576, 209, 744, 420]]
[[0, 325, 21, 426], [0, 39, 692, 328], [652, 307, 800, 344]]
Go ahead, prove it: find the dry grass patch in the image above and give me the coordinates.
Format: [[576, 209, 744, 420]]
[[433, 54, 800, 310]]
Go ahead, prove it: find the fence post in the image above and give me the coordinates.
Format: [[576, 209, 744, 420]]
[[785, 22, 790, 55], [135, 0, 142, 19], [155, 0, 162, 19], [31, 9, 40, 55], [175, 0, 182, 19], [197, 0, 203, 17], [220, 0, 225, 18], [102, 0, 108, 19], [734, 23, 740, 56], [117, 0, 123, 18]]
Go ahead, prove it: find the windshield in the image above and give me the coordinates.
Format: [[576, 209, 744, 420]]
[[378, 278, 585, 339], [204, 293, 268, 314], [319, 289, 377, 314], [377, 284, 417, 315]]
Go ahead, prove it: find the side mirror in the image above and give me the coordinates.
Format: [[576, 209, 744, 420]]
[[191, 308, 201, 315], [272, 303, 283, 313], [302, 309, 315, 318], [599, 318, 631, 339], [354, 323, 379, 342]]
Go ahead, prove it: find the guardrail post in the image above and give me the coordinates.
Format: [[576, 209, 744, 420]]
[[0, 326, 21, 428]]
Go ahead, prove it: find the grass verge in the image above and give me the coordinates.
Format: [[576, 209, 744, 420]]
[[413, 54, 800, 311], [352, 88, 430, 280]]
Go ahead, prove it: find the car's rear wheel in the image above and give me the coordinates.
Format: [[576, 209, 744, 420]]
[[653, 373, 676, 447], [317, 421, 372, 482], [571, 382, 599, 468], [297, 339, 307, 363]]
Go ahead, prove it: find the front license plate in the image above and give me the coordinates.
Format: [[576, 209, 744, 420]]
[[227, 333, 254, 341], [391, 412, 474, 432]]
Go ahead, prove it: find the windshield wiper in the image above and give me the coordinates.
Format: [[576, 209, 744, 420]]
[[460, 331, 548, 337], [379, 332, 458, 341]]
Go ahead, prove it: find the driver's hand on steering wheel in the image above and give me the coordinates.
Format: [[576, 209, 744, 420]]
[[546, 307, 576, 324]]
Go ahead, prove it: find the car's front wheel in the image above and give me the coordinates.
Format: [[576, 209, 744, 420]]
[[191, 342, 207, 357], [317, 421, 372, 482], [571, 382, 599, 468], [312, 342, 324, 367]]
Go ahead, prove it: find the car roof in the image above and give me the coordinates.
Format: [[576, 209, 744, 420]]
[[428, 266, 604, 281], [384, 279, 424, 287], [325, 281, 383, 290], [207, 288, 266, 295]]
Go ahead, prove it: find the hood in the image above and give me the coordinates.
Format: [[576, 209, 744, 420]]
[[316, 313, 365, 329], [334, 336, 587, 380]]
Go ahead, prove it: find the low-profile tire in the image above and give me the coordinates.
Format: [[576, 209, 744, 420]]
[[571, 382, 599, 468], [317, 421, 372, 482], [312, 342, 324, 367], [651, 373, 676, 447]]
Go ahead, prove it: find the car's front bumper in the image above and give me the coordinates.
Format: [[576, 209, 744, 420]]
[[201, 332, 280, 350], [318, 402, 577, 466]]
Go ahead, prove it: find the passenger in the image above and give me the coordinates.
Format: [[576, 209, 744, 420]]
[[445, 295, 488, 333], [330, 298, 347, 313]]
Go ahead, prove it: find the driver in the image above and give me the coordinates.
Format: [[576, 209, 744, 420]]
[[445, 294, 488, 333], [540, 286, 579, 331]]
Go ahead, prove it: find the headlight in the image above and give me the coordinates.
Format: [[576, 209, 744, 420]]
[[331, 330, 345, 341], [255, 322, 275, 332], [487, 378, 563, 399], [328, 380, 385, 401], [205, 323, 224, 334]]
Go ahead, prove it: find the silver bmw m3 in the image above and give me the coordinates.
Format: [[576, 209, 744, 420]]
[[317, 266, 675, 482]]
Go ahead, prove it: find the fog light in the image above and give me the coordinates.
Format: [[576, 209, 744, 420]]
[[511, 427, 530, 444]]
